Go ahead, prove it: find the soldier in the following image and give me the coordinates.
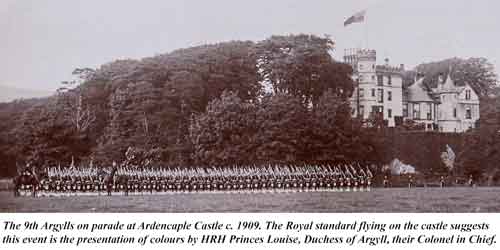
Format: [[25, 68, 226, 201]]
[[64, 178, 72, 196], [338, 177, 344, 191], [93, 178, 101, 194], [408, 175, 414, 189], [440, 176, 445, 188], [39, 178, 49, 197], [383, 175, 389, 188], [346, 177, 351, 192], [331, 177, 338, 192], [84, 177, 93, 195], [366, 176, 372, 191], [468, 175, 474, 187], [353, 177, 359, 192]]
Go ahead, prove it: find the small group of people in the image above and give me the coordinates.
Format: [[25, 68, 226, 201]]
[[381, 174, 476, 189]]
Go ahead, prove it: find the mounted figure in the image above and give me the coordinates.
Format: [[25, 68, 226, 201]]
[[13, 164, 40, 197]]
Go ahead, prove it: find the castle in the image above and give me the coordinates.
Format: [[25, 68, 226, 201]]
[[345, 49, 480, 132]]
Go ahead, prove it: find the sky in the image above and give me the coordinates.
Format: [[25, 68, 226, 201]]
[[1, 0, 499, 92]]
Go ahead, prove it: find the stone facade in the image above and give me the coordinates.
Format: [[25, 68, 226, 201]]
[[345, 49, 404, 127], [346, 48, 480, 132]]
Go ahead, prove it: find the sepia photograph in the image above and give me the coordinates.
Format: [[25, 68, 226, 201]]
[[0, 0, 499, 212]]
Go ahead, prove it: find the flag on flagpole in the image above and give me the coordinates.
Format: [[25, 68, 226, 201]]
[[344, 10, 366, 27]]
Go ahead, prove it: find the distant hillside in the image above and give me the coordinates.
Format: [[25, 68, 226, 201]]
[[0, 85, 52, 103]]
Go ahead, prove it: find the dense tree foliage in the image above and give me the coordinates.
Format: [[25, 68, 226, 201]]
[[189, 91, 259, 165], [257, 35, 354, 105], [190, 90, 387, 166], [414, 57, 498, 97], [457, 95, 500, 181]]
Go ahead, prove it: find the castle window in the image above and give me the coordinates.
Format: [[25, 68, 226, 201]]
[[377, 89, 383, 103], [359, 88, 365, 98], [427, 103, 432, 120], [413, 103, 420, 119], [371, 75, 375, 81], [371, 88, 375, 97], [359, 105, 365, 117], [403, 104, 408, 117], [377, 75, 383, 86], [453, 108, 457, 118], [466, 107, 472, 119], [388, 75, 392, 85], [387, 91, 392, 101], [371, 106, 383, 116], [359, 64, 364, 71], [388, 109, 392, 118], [466, 90, 471, 100]]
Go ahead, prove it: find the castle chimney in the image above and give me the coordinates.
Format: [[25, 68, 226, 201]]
[[384, 58, 389, 66], [400, 64, 405, 71]]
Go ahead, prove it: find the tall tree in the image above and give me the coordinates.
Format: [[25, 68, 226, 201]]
[[257, 34, 354, 105], [190, 91, 258, 165], [253, 93, 310, 163]]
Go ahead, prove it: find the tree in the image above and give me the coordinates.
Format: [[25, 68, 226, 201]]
[[89, 41, 263, 165], [308, 89, 352, 163], [415, 57, 498, 97], [457, 94, 500, 180], [257, 34, 354, 105], [190, 91, 258, 165], [253, 93, 311, 163], [12, 98, 87, 167]]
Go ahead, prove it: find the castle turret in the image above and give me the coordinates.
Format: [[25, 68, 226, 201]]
[[344, 49, 376, 74], [345, 49, 403, 127]]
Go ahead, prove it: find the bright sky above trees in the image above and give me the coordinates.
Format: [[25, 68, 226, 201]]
[[1, 0, 499, 91]]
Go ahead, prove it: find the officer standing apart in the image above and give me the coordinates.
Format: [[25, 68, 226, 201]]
[[440, 176, 445, 188]]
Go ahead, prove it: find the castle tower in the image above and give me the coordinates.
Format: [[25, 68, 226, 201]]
[[344, 48, 376, 74], [435, 73, 461, 132], [346, 49, 403, 127]]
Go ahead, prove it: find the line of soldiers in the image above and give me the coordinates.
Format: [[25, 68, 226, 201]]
[[18, 164, 374, 197]]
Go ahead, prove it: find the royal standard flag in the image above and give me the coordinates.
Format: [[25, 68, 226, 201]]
[[344, 10, 366, 27]]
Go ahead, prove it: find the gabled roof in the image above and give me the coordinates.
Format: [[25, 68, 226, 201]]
[[457, 82, 477, 96], [407, 78, 435, 102], [441, 73, 456, 91]]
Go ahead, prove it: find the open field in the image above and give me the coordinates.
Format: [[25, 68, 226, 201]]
[[1, 187, 500, 212]]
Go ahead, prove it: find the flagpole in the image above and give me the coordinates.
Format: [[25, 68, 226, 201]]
[[344, 10, 368, 49], [364, 10, 368, 49]]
